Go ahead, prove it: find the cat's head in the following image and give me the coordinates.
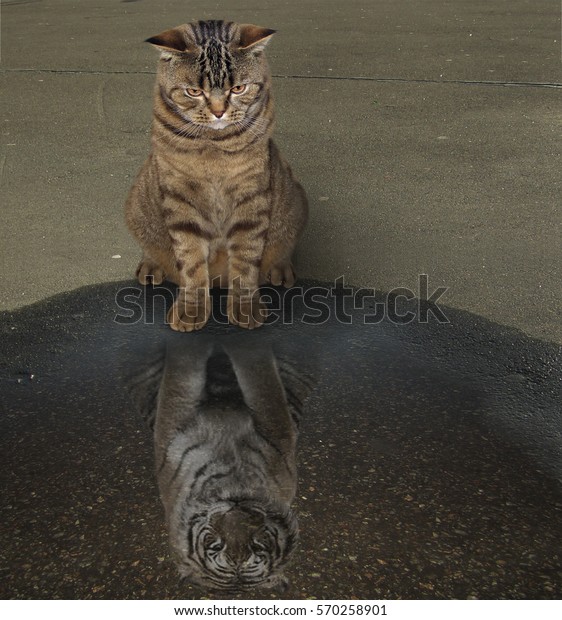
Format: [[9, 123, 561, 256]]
[[147, 20, 275, 133], [173, 500, 298, 592]]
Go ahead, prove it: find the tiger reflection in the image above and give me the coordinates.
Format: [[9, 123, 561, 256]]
[[134, 335, 312, 591]]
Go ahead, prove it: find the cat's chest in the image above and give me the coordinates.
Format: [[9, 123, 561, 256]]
[[203, 180, 231, 215], [159, 147, 266, 219]]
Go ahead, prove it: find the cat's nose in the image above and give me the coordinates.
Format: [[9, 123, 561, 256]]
[[212, 110, 225, 119]]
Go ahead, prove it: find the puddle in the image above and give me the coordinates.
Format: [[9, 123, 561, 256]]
[[1, 280, 561, 598]]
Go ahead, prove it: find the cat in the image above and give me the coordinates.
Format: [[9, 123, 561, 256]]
[[125, 20, 308, 332], [130, 334, 313, 592]]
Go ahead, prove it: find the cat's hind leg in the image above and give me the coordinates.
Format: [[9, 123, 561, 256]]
[[136, 253, 166, 286], [259, 243, 296, 288], [259, 174, 307, 288], [261, 260, 296, 288]]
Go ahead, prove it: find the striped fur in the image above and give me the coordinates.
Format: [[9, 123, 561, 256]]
[[125, 21, 308, 331], [143, 336, 310, 592]]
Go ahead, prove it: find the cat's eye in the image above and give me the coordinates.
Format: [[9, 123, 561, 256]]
[[230, 84, 247, 95], [185, 87, 203, 98]]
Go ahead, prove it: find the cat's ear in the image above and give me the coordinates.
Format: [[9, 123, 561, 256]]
[[145, 26, 195, 55], [237, 24, 276, 53]]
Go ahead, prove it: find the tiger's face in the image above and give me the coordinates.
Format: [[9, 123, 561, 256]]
[[174, 502, 297, 592]]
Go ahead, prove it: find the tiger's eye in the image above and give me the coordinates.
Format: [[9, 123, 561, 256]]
[[185, 88, 203, 97], [230, 84, 247, 95], [208, 540, 224, 552]]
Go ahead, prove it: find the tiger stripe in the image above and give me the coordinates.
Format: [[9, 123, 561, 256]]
[[167, 441, 206, 482]]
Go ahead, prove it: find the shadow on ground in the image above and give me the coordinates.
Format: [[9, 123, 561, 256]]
[[1, 280, 561, 599]]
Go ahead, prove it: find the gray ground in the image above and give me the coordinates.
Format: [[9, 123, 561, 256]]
[[0, 0, 561, 601], [0, 0, 560, 341]]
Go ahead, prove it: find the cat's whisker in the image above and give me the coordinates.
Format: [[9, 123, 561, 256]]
[[153, 120, 206, 149], [230, 115, 266, 141]]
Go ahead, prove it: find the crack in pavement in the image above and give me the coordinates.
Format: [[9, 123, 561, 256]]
[[1, 67, 561, 89]]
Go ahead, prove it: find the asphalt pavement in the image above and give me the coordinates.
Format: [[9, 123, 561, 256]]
[[0, 0, 560, 341], [1, 0, 561, 601]]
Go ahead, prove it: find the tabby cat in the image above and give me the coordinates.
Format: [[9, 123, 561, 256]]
[[145, 335, 310, 591], [125, 20, 308, 331]]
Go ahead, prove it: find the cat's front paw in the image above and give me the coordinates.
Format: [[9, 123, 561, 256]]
[[167, 298, 211, 332], [264, 263, 295, 288], [136, 257, 166, 286], [227, 294, 268, 330]]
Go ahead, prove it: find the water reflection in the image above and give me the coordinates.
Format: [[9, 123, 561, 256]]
[[3, 281, 562, 598], [128, 334, 315, 592]]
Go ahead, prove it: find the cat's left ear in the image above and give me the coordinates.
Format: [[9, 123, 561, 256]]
[[145, 25, 195, 54], [237, 24, 276, 53]]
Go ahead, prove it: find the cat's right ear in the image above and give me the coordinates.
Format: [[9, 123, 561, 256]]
[[145, 26, 194, 56], [237, 24, 276, 53]]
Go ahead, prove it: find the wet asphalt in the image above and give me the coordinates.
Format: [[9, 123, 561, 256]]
[[1, 0, 561, 603], [1, 281, 561, 599]]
